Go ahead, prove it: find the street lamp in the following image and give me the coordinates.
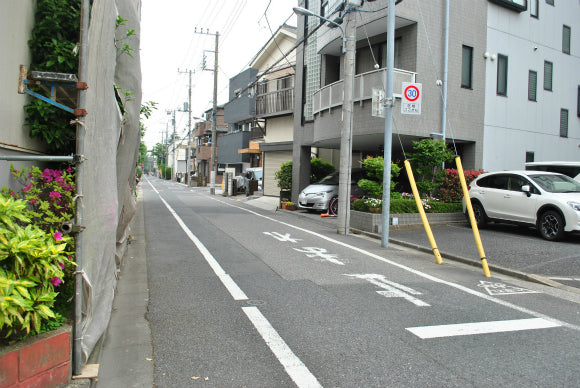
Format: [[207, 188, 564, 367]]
[[293, 5, 357, 235]]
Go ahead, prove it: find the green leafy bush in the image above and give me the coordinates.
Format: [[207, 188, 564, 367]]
[[4, 166, 75, 232], [1, 166, 76, 342], [437, 168, 485, 202], [275, 161, 293, 190], [356, 156, 401, 198], [310, 158, 335, 183], [0, 197, 73, 342], [407, 139, 455, 197]]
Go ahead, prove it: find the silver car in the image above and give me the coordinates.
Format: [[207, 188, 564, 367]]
[[298, 169, 365, 214]]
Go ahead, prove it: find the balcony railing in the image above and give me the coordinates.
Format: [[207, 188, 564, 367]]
[[312, 68, 417, 115], [255, 87, 294, 118]]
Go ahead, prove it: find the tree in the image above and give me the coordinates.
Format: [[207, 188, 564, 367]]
[[357, 156, 401, 198], [310, 158, 335, 183], [407, 139, 455, 197]]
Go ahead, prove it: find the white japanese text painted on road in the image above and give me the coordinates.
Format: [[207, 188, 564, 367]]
[[477, 281, 539, 296], [345, 274, 430, 307], [294, 247, 345, 265], [263, 231, 302, 243]]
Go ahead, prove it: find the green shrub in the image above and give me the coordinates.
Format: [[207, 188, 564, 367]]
[[357, 156, 401, 198], [0, 197, 73, 341], [425, 201, 462, 213], [310, 158, 335, 183], [164, 167, 172, 180], [1, 166, 76, 341], [407, 139, 455, 197], [275, 161, 293, 190]]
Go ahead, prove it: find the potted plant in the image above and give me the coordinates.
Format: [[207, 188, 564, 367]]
[[275, 161, 292, 205], [282, 201, 297, 210]]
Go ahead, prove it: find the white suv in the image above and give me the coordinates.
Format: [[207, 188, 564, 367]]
[[464, 171, 580, 241]]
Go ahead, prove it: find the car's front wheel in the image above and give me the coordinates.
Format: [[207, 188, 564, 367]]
[[329, 196, 339, 216], [537, 210, 565, 241]]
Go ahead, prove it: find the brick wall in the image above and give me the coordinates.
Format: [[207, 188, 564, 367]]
[[0, 326, 71, 388]]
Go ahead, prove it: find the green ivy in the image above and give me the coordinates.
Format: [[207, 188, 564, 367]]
[[25, 0, 81, 154]]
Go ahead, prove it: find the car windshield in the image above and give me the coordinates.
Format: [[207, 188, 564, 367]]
[[252, 170, 262, 180], [316, 172, 339, 185], [529, 173, 580, 193]]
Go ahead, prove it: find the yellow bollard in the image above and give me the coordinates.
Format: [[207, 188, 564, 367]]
[[404, 160, 443, 264], [456, 156, 491, 277]]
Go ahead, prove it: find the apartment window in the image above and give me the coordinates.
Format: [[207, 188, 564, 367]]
[[497, 54, 508, 96], [545, 0, 554, 5], [528, 70, 537, 101], [544, 61, 553, 91], [560, 109, 568, 138], [530, 0, 539, 17], [526, 152, 535, 163], [461, 45, 473, 89], [562, 25, 571, 54]]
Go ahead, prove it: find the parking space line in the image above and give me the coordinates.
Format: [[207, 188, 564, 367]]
[[406, 318, 561, 339]]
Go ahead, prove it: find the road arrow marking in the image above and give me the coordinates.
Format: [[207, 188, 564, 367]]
[[263, 231, 302, 243], [294, 247, 344, 265], [345, 274, 430, 307]]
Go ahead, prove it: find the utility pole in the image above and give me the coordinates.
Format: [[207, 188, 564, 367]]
[[337, 4, 357, 235], [166, 109, 176, 181], [381, 0, 396, 248], [195, 27, 219, 195], [178, 69, 193, 185]]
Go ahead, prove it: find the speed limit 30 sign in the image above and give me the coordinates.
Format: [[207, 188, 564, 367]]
[[401, 82, 422, 115]]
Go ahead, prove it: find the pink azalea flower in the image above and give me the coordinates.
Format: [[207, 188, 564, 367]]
[[49, 191, 61, 198], [54, 232, 63, 241], [59, 262, 65, 270], [52, 277, 63, 287], [23, 183, 32, 192], [29, 198, 37, 204], [67, 167, 73, 174]]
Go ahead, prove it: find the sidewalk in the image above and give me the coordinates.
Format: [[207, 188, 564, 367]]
[[69, 190, 153, 387]]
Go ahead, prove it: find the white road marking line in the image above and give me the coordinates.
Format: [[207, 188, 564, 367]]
[[148, 180, 322, 386], [242, 306, 322, 388], [549, 277, 580, 281], [211, 197, 579, 332], [345, 273, 430, 307], [406, 318, 561, 339], [148, 180, 248, 301]]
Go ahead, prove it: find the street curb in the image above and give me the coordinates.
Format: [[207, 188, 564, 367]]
[[350, 227, 580, 294]]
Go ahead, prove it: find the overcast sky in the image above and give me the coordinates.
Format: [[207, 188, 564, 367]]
[[140, 0, 297, 149]]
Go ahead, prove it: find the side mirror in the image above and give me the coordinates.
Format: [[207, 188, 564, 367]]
[[522, 185, 532, 197]]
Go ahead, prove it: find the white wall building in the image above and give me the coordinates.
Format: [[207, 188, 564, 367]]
[[483, 0, 580, 171]]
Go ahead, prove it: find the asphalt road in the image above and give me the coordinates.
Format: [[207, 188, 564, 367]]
[[142, 177, 580, 387], [387, 222, 580, 289]]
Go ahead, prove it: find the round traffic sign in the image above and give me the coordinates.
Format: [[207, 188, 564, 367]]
[[404, 85, 420, 102]]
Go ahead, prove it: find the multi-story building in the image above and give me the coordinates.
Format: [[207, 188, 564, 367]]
[[291, 0, 579, 201], [483, 0, 579, 169], [192, 106, 227, 185], [223, 24, 299, 196]]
